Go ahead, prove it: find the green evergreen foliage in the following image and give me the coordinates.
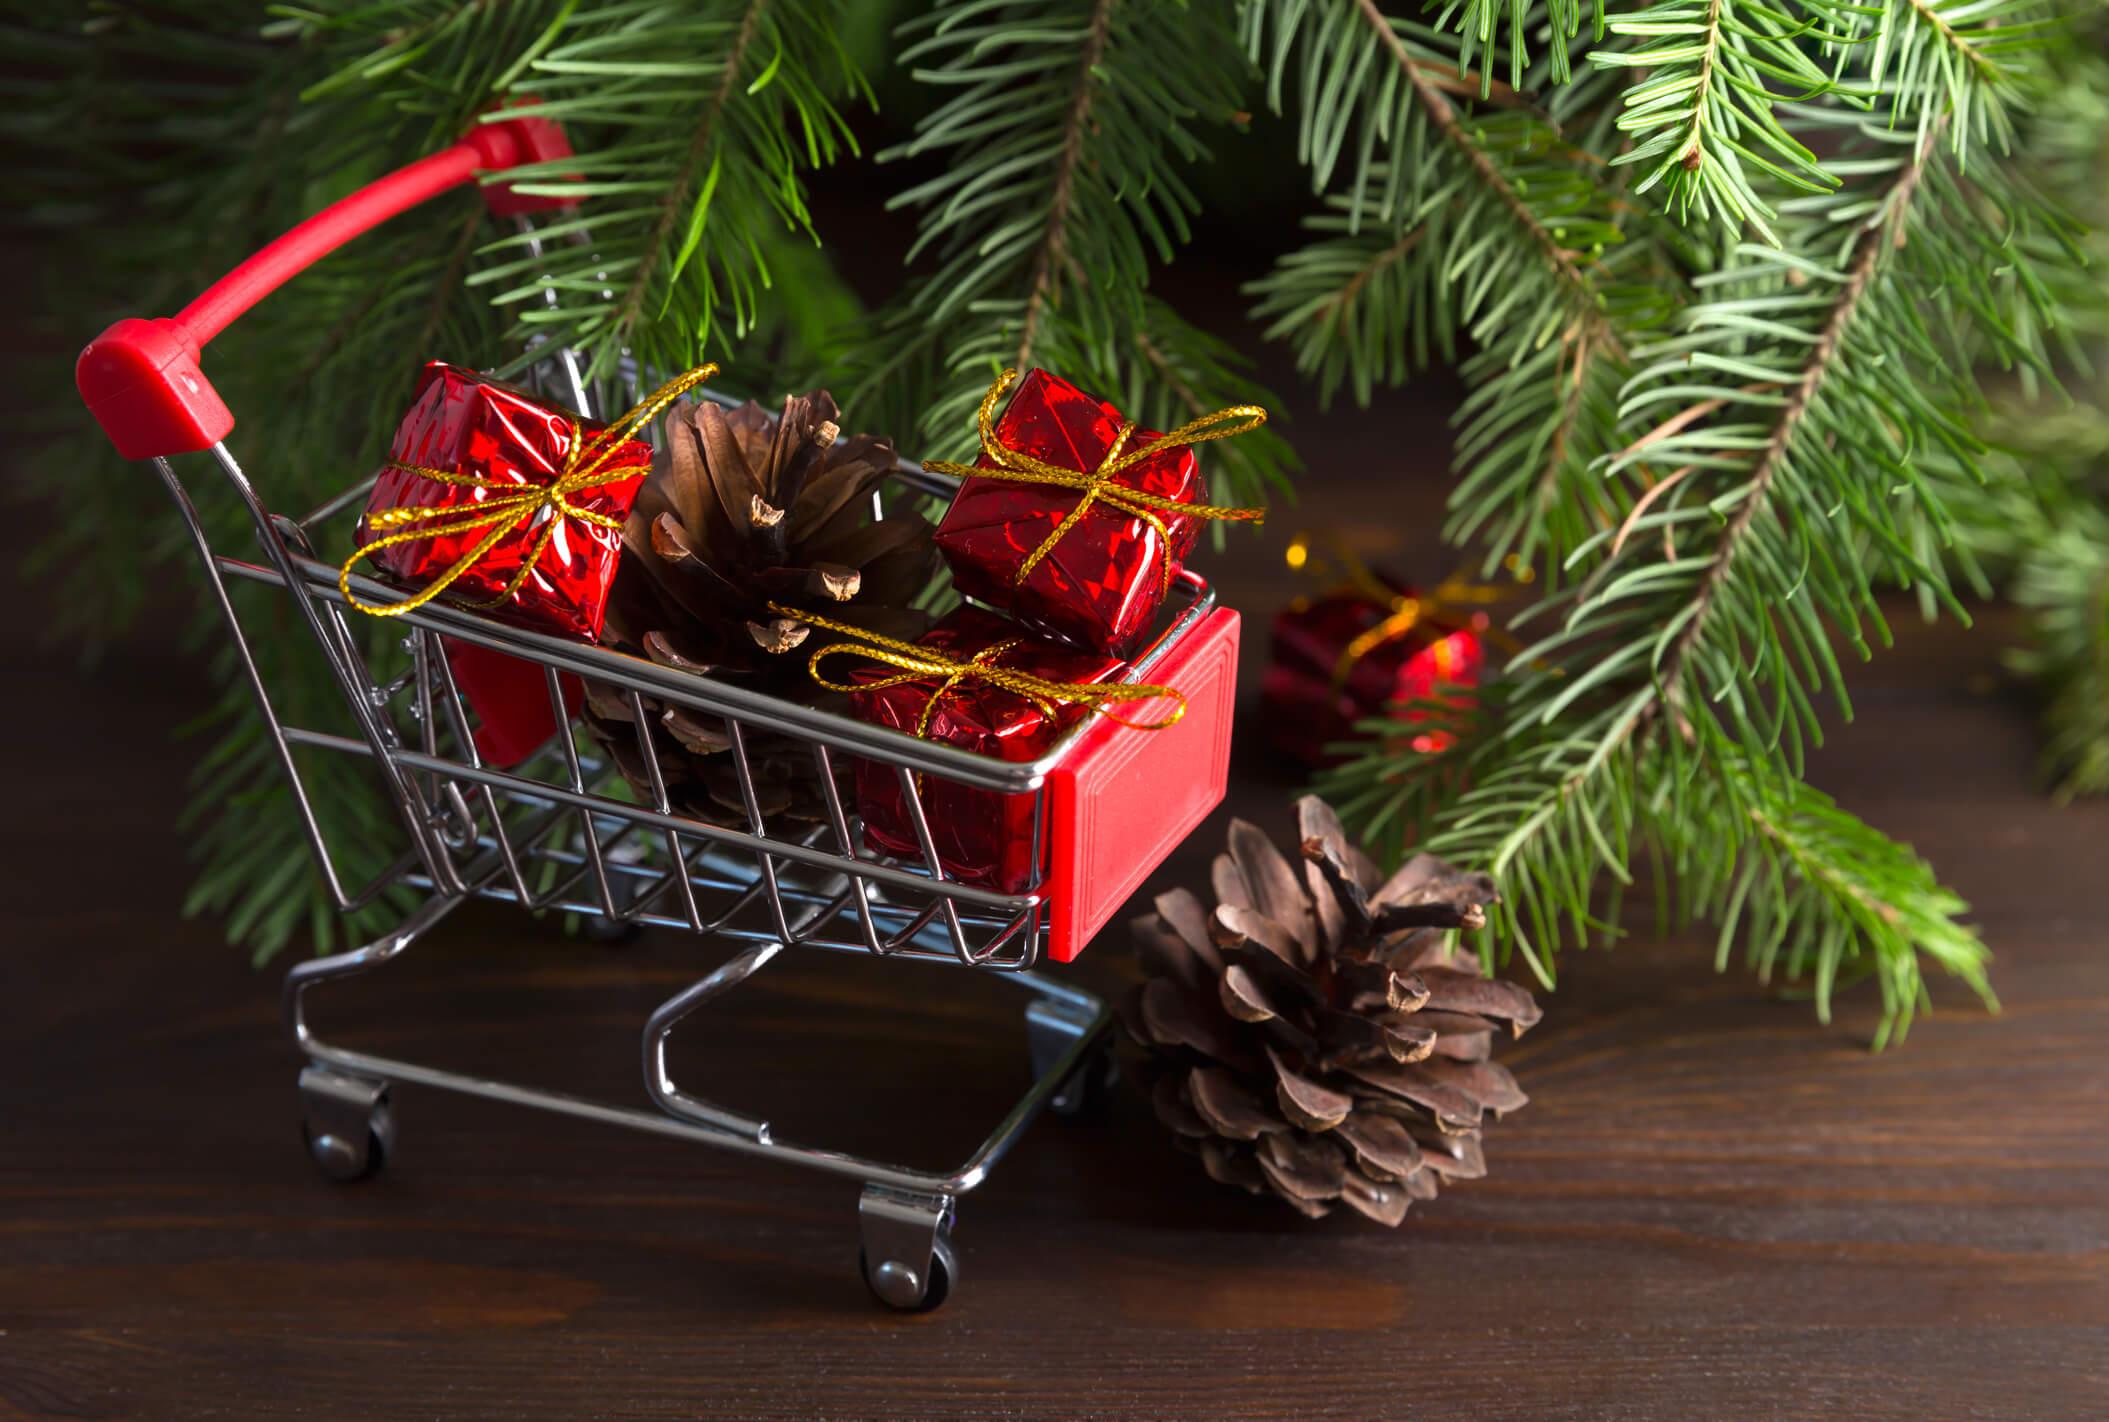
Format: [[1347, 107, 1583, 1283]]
[[13, 0, 2100, 1044], [2001, 477, 2109, 800], [1958, 43, 2109, 804], [1258, 0, 2080, 1042]]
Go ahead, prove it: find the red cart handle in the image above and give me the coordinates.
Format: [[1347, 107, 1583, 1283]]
[[77, 109, 575, 461]]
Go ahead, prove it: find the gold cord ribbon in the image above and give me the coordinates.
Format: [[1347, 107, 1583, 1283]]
[[772, 603, 1188, 738], [341, 362, 721, 618], [922, 368, 1268, 595]]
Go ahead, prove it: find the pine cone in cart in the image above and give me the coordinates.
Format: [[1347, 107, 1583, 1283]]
[[587, 390, 938, 827], [1122, 796, 1540, 1224], [610, 389, 936, 672]]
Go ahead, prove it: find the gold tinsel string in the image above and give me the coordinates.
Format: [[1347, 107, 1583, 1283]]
[[772, 603, 1188, 738], [339, 362, 721, 618], [922, 368, 1270, 595]]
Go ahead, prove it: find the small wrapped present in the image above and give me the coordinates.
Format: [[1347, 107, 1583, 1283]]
[[1261, 544, 1496, 768], [794, 603, 1183, 894], [343, 361, 716, 764], [928, 368, 1266, 656], [440, 637, 585, 769]]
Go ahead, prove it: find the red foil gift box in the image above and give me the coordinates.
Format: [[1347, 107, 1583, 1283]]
[[847, 606, 1131, 895], [352, 362, 653, 765], [439, 637, 584, 768], [356, 362, 650, 637], [1262, 574, 1486, 768], [932, 368, 1261, 657], [806, 596, 1240, 962]]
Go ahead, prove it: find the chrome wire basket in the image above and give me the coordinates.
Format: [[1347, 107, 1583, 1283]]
[[76, 113, 1237, 1311]]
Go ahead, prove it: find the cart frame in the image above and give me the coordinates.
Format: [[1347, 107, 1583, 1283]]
[[78, 113, 1225, 1311]]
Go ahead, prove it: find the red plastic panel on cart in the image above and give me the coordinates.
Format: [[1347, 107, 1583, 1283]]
[[1044, 607, 1239, 962]]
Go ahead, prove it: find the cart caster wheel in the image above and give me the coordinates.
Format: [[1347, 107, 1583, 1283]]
[[303, 1114, 390, 1183], [1049, 1042, 1118, 1120], [861, 1236, 955, 1313], [580, 914, 640, 945], [298, 1067, 393, 1183]]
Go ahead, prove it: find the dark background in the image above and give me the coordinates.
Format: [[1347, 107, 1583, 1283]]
[[4, 76, 2107, 1422]]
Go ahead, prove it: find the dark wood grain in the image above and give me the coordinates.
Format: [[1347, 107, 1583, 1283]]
[[4, 388, 2107, 1422]]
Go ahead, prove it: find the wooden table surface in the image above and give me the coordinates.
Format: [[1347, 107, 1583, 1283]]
[[4, 386, 2106, 1421]]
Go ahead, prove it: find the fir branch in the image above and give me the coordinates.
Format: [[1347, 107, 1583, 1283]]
[[1320, 229, 1426, 335], [1594, 126, 1961, 766], [1531, 328, 1607, 528], [1702, 745, 1991, 1047], [1951, 38, 2109, 801], [1322, 100, 2075, 1038], [841, 0, 1296, 507], [1967, 404, 2109, 800], [1592, 0, 1844, 243], [1134, 327, 1212, 415], [606, 0, 771, 356], [1246, 0, 1657, 572], [1124, 300, 1302, 511], [1452, 295, 1643, 577], [1353, 0, 1605, 312], [1898, 0, 2000, 86], [1867, 0, 2049, 152], [2013, 520, 2109, 800], [1249, 219, 1447, 404], [492, 0, 871, 379], [1432, 0, 1598, 92], [1017, 0, 1116, 367], [408, 203, 491, 377], [1649, 118, 1947, 730]]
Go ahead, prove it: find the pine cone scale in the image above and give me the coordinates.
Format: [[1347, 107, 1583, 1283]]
[[1218, 962, 1279, 1023], [1415, 967, 1544, 1033], [1344, 1059, 1483, 1131], [1340, 1169, 1411, 1227], [1213, 902, 1304, 964], [1336, 1110, 1423, 1179], [1190, 1067, 1282, 1140], [1226, 819, 1316, 953], [1155, 889, 1226, 974]]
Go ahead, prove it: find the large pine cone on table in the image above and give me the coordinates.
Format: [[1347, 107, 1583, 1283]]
[[1121, 796, 1540, 1225], [586, 390, 937, 828]]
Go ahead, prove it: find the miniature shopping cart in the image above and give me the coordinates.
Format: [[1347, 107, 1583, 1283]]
[[75, 113, 1240, 1311]]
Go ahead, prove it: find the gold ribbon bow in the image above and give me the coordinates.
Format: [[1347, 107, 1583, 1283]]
[[774, 603, 1187, 739], [1283, 534, 1521, 694], [341, 362, 721, 618], [922, 368, 1269, 595]]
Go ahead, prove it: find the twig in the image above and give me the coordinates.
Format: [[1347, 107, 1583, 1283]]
[[1647, 118, 1949, 725], [1610, 465, 1694, 558], [1016, 0, 1116, 367], [611, 0, 769, 345], [1353, 0, 1621, 359]]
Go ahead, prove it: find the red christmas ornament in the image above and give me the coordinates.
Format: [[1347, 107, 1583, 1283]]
[[930, 368, 1265, 656], [1262, 564, 1490, 769]]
